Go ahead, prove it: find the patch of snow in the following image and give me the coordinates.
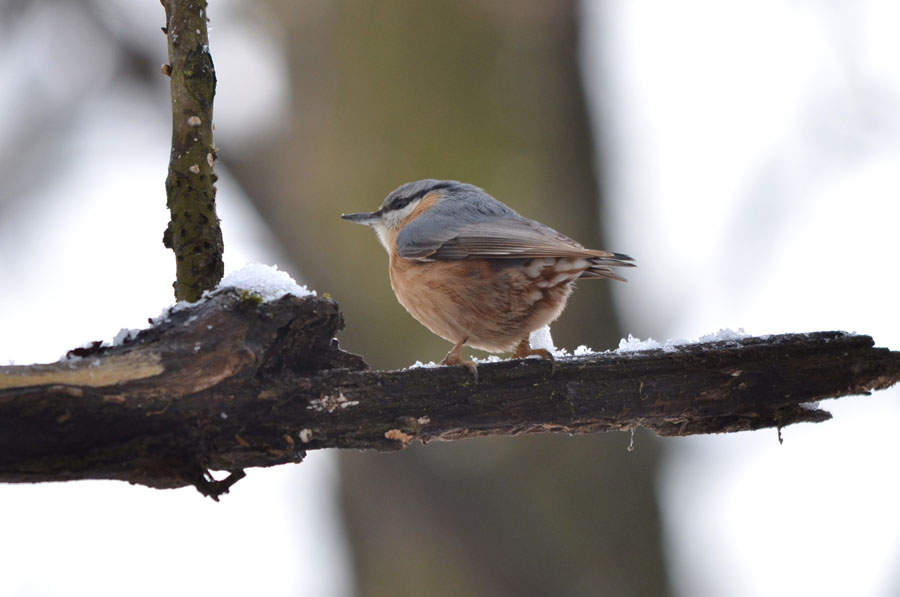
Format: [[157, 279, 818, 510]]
[[405, 326, 746, 366], [616, 334, 668, 353], [406, 360, 441, 370], [64, 324, 151, 360], [529, 325, 556, 353], [150, 263, 315, 326], [573, 345, 596, 356], [407, 354, 502, 370], [616, 328, 750, 354], [58, 340, 101, 361], [218, 262, 315, 301], [528, 325, 575, 358], [112, 328, 140, 345], [698, 328, 751, 343], [472, 355, 503, 364]]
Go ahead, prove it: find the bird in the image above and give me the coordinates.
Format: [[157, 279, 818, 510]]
[[341, 179, 634, 378]]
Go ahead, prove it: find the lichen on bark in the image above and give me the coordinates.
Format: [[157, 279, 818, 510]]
[[161, 0, 224, 302]]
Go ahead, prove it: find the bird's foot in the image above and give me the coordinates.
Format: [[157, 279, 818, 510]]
[[512, 338, 556, 374], [442, 339, 478, 383]]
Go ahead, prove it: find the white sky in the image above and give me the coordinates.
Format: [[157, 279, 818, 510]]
[[582, 1, 900, 595]]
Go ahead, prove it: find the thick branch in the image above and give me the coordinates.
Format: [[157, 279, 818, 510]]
[[161, 0, 224, 301], [1, 291, 898, 499]]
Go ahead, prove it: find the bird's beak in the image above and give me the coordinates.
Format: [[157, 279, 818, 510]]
[[341, 210, 381, 226]]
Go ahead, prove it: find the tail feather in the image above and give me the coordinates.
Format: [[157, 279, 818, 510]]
[[580, 253, 636, 282]]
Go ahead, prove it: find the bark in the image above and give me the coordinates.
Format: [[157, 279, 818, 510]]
[[1, 290, 897, 499], [161, 0, 224, 302]]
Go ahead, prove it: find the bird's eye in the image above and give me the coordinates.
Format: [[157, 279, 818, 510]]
[[390, 196, 413, 211]]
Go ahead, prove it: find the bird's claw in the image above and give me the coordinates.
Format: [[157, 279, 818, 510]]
[[512, 340, 556, 374], [441, 353, 479, 383]]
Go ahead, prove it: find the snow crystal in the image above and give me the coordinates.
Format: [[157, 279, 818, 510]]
[[58, 339, 104, 361], [145, 263, 316, 328], [112, 328, 140, 346], [529, 325, 556, 353], [407, 353, 507, 370], [573, 345, 596, 356], [528, 325, 581, 358], [527, 326, 598, 358], [615, 328, 750, 354], [218, 262, 315, 301], [402, 327, 751, 367], [472, 355, 502, 364], [616, 334, 668, 353], [406, 360, 441, 370], [697, 328, 751, 343]]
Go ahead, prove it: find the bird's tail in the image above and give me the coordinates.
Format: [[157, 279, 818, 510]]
[[580, 252, 636, 283]]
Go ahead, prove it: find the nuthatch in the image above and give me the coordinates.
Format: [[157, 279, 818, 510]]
[[342, 179, 634, 377]]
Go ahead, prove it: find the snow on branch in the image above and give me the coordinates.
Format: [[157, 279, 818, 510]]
[[1, 288, 898, 499]]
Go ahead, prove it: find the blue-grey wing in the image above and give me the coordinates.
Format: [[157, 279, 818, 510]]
[[396, 191, 617, 261]]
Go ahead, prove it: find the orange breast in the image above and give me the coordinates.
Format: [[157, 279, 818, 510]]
[[388, 255, 579, 353]]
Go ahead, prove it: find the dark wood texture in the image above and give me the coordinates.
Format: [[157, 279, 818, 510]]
[[1, 290, 897, 499]]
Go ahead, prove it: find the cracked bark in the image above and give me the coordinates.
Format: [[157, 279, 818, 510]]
[[1, 290, 897, 499]]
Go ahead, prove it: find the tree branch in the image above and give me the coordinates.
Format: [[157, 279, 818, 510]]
[[161, 0, 224, 301], [1, 291, 898, 499]]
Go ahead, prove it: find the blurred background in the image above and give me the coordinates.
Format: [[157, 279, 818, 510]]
[[1, 0, 899, 595]]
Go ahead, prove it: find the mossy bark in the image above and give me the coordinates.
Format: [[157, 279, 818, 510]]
[[161, 0, 224, 302]]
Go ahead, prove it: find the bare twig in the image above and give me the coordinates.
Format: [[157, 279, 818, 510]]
[[161, 0, 224, 301], [1, 291, 898, 499]]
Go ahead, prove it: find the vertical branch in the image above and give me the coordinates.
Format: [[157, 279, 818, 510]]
[[161, 0, 224, 302]]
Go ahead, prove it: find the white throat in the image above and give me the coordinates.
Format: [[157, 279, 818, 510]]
[[372, 221, 392, 253], [372, 199, 421, 253]]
